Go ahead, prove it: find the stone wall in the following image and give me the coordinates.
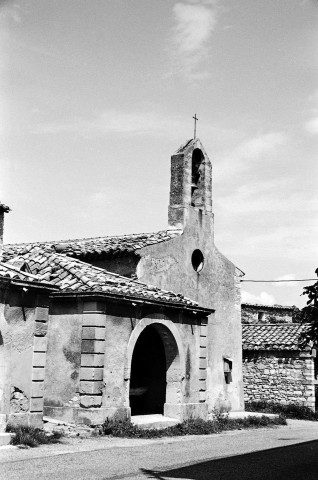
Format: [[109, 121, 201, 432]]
[[243, 350, 315, 410], [241, 305, 296, 324]]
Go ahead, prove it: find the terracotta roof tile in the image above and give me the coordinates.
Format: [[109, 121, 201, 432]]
[[3, 229, 182, 261], [0, 261, 56, 289], [242, 324, 310, 351], [11, 249, 206, 310]]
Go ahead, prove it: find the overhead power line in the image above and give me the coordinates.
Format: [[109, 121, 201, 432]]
[[241, 279, 317, 283]]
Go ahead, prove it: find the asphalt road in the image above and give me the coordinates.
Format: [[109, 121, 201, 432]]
[[1, 420, 318, 480]]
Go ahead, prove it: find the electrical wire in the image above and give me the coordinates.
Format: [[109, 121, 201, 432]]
[[241, 279, 317, 283]]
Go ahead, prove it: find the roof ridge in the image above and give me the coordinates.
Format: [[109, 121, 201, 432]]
[[243, 323, 303, 327], [242, 302, 296, 309], [4, 228, 183, 247]]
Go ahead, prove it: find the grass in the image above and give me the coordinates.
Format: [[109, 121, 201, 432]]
[[94, 412, 286, 439], [245, 401, 318, 421], [6, 424, 64, 448]]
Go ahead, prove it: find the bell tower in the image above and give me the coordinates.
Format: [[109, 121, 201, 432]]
[[168, 139, 212, 229]]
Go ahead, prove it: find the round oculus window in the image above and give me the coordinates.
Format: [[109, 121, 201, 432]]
[[191, 249, 204, 273]]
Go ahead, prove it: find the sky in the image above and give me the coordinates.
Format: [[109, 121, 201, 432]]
[[0, 0, 317, 308]]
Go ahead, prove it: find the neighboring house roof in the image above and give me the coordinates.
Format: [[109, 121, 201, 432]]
[[241, 303, 296, 311], [3, 229, 182, 262], [0, 262, 57, 290], [10, 249, 210, 312], [242, 324, 309, 351]]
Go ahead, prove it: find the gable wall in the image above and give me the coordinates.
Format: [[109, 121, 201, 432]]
[[87, 255, 140, 278], [136, 207, 244, 412]]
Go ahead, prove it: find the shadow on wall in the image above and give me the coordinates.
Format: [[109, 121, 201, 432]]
[[140, 440, 318, 480]]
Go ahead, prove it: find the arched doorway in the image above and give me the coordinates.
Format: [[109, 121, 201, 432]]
[[129, 325, 166, 415]]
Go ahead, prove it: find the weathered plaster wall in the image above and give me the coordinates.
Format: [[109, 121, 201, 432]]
[[88, 255, 139, 278], [0, 286, 50, 426], [0, 297, 10, 417], [137, 207, 244, 412], [44, 299, 82, 423], [44, 298, 207, 425], [243, 350, 315, 410]]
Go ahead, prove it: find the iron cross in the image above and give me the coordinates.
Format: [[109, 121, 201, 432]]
[[193, 114, 198, 139]]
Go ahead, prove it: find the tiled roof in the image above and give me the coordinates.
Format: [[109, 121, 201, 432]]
[[241, 303, 296, 311], [0, 262, 56, 289], [13, 249, 208, 311], [242, 324, 309, 350], [3, 229, 182, 261]]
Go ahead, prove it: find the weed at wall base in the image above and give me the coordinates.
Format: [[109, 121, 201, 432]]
[[93, 414, 286, 439], [245, 401, 318, 421], [6, 424, 63, 448]]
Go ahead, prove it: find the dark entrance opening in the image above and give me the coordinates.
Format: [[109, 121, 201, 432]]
[[129, 325, 166, 416]]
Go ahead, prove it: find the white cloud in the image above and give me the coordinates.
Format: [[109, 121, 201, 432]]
[[217, 177, 317, 217], [33, 110, 183, 137], [169, 0, 218, 79], [173, 2, 217, 54], [274, 274, 299, 288], [32, 109, 229, 140], [216, 131, 288, 180], [304, 89, 318, 135], [0, 3, 22, 25], [235, 132, 287, 159], [304, 116, 318, 135], [241, 290, 275, 305]]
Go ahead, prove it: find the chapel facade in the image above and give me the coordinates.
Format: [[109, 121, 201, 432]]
[[1, 139, 244, 426]]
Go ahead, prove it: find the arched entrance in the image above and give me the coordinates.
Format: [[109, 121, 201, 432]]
[[128, 321, 183, 417], [129, 325, 166, 415]]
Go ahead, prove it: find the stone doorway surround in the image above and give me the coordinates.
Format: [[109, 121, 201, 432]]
[[125, 317, 186, 420]]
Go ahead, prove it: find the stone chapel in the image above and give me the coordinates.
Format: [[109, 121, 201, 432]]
[[0, 138, 244, 427]]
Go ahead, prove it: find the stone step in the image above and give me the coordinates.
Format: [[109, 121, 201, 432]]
[[0, 433, 12, 446], [228, 411, 278, 419], [131, 414, 180, 430]]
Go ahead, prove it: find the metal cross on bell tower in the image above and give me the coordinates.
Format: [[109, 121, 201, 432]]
[[193, 114, 198, 139]]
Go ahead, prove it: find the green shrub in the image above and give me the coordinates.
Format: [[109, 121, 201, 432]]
[[94, 412, 286, 439], [245, 401, 318, 421], [6, 424, 63, 448]]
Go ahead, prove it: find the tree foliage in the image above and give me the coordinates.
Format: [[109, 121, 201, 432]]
[[298, 269, 318, 347]]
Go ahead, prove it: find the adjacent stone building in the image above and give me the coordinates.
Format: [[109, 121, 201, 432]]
[[1, 138, 245, 425], [241, 303, 297, 325], [241, 303, 316, 410]]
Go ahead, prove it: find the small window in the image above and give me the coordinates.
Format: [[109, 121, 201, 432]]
[[223, 357, 232, 384], [191, 249, 204, 272], [258, 311, 265, 321]]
